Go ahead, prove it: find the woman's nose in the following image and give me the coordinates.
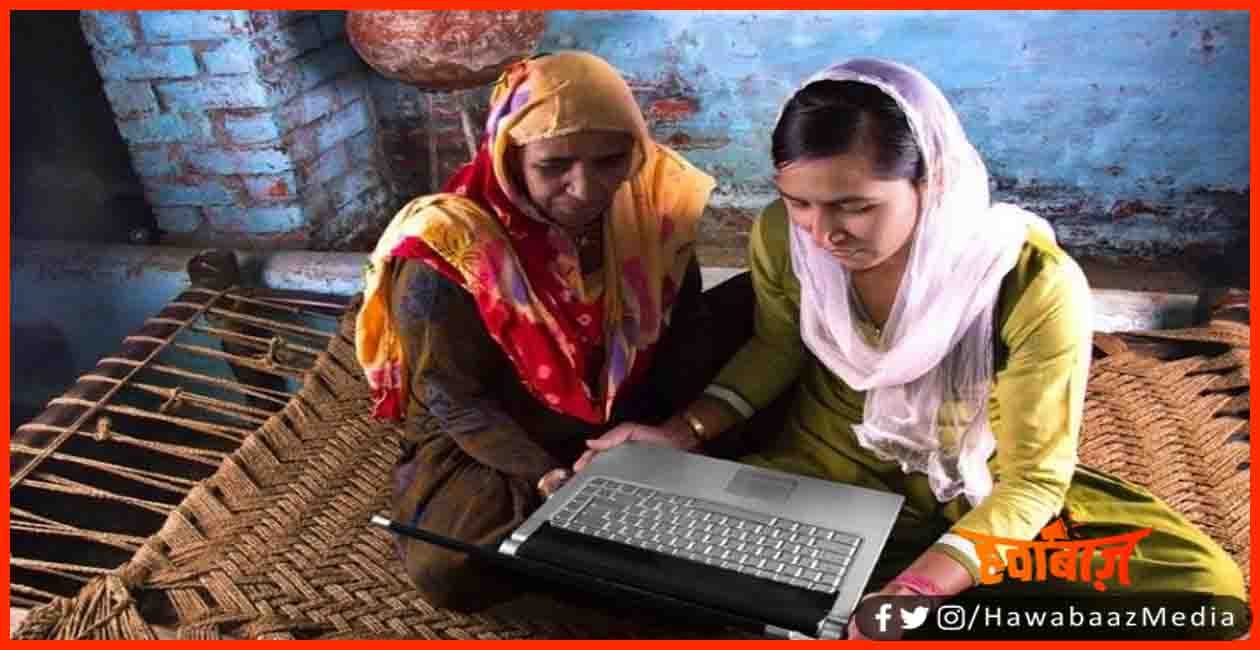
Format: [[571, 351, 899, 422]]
[[566, 166, 596, 201], [810, 210, 842, 246]]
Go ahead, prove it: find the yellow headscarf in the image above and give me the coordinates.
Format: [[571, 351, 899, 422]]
[[356, 51, 715, 423]]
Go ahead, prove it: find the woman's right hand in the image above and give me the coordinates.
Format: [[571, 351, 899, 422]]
[[572, 420, 698, 473]]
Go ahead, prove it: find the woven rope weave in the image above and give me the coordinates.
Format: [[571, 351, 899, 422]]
[[1079, 321, 1250, 586], [13, 303, 1250, 639], [13, 315, 739, 640]]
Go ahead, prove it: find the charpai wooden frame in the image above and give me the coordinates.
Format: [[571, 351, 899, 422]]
[[10, 280, 348, 612]]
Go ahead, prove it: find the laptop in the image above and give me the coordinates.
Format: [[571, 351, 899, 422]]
[[371, 441, 903, 639]]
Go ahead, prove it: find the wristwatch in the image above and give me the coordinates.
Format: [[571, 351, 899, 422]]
[[681, 407, 715, 443]]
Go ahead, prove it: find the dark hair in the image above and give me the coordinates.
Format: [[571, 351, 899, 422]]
[[772, 80, 923, 181]]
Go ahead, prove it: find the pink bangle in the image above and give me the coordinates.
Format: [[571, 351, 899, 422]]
[[889, 571, 947, 596]]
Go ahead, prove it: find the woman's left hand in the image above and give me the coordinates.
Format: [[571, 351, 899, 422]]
[[536, 468, 572, 499], [572, 420, 698, 473], [847, 548, 971, 639]]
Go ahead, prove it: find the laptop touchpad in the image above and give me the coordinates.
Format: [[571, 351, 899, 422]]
[[726, 469, 797, 503]]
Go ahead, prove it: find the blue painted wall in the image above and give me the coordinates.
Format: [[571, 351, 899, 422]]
[[540, 10, 1249, 261], [543, 11, 1245, 189], [10, 243, 193, 426], [373, 10, 1247, 269], [9, 242, 361, 427]]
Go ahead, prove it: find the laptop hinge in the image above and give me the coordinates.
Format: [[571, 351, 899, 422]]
[[498, 536, 522, 556], [499, 516, 547, 557], [815, 615, 846, 640], [764, 625, 818, 640], [811, 589, 852, 640], [501, 520, 548, 556]]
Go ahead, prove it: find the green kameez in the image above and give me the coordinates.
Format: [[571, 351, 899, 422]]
[[709, 201, 1245, 604]]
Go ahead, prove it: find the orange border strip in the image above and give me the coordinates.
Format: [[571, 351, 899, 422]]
[[2, 4, 1254, 646], [2, 2, 1259, 9], [1249, 7, 1258, 646], [1, 6, 10, 639]]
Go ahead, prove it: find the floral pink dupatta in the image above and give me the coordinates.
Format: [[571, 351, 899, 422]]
[[356, 51, 715, 423]]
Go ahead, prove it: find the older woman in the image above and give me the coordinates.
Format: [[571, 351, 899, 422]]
[[355, 51, 724, 610], [579, 59, 1245, 639]]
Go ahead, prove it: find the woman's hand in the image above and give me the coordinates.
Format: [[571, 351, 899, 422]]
[[572, 419, 698, 473], [536, 467, 572, 499], [847, 548, 973, 639]]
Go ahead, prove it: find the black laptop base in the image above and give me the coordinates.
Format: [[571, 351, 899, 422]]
[[517, 522, 836, 636], [372, 516, 836, 638]]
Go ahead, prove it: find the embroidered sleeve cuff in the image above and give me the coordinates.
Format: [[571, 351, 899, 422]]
[[702, 384, 756, 420], [934, 533, 982, 586]]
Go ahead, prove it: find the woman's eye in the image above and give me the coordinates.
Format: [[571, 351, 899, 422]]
[[787, 210, 812, 228]]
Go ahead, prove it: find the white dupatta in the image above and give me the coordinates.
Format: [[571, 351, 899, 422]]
[[787, 59, 1054, 506]]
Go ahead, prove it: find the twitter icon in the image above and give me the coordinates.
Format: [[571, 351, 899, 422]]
[[900, 605, 930, 630]]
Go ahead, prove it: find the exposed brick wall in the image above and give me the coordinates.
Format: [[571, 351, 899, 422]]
[[81, 10, 395, 249], [369, 78, 487, 203], [77, 9, 1246, 284]]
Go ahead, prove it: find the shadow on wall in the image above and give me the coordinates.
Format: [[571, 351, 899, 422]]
[[10, 322, 77, 428], [10, 10, 158, 244]]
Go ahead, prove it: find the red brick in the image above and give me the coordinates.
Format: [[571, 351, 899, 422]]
[[647, 97, 698, 122]]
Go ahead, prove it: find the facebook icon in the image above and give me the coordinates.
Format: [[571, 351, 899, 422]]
[[875, 602, 894, 633]]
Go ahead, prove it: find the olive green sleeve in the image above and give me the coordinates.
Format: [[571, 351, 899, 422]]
[[947, 253, 1093, 545], [707, 201, 807, 418]]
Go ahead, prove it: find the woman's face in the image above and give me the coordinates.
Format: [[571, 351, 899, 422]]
[[775, 146, 921, 273], [515, 130, 635, 232]]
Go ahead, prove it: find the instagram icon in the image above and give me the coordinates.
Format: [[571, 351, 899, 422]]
[[937, 604, 968, 631]]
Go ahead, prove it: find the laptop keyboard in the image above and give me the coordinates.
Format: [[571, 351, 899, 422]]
[[549, 477, 861, 594]]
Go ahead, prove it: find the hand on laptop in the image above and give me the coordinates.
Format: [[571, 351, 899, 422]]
[[536, 468, 572, 499], [572, 420, 699, 473]]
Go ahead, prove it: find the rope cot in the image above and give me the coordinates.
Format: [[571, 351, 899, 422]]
[[10, 260, 349, 612], [10, 285, 1250, 639], [13, 312, 730, 640], [1079, 314, 1250, 585]]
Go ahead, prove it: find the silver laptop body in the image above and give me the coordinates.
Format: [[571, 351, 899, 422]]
[[500, 442, 904, 639]]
